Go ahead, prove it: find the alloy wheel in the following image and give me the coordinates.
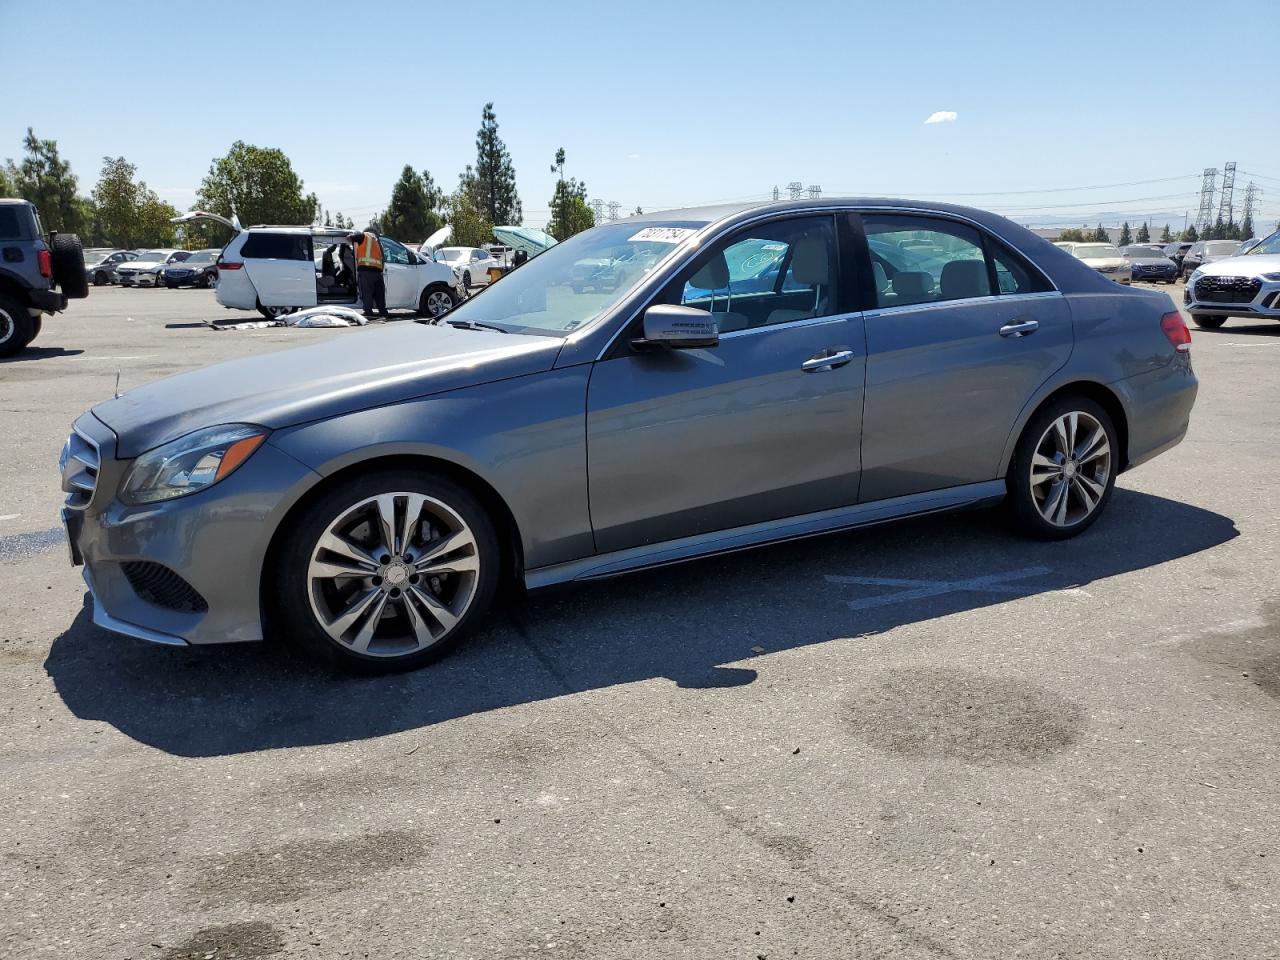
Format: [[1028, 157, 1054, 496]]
[[1029, 411, 1111, 527], [0, 308, 13, 346], [306, 492, 481, 658], [425, 290, 453, 318]]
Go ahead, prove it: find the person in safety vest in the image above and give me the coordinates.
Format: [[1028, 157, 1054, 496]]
[[348, 229, 389, 319]]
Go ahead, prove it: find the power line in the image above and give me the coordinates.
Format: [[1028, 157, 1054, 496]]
[[826, 174, 1200, 199]]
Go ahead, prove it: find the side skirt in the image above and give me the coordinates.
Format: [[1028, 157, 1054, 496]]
[[524, 480, 1007, 589]]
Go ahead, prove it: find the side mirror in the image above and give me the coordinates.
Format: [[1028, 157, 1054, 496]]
[[636, 304, 719, 350]]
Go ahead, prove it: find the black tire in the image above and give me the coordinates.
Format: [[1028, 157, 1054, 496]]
[[93, 270, 110, 286], [30, 316, 42, 340], [462, 270, 471, 288], [418, 285, 457, 319], [1192, 314, 1227, 329], [50, 234, 88, 299], [273, 468, 501, 673], [257, 301, 298, 320], [1006, 395, 1118, 541], [0, 293, 35, 358]]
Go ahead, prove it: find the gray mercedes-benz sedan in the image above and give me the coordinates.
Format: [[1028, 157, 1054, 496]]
[[60, 198, 1198, 671]]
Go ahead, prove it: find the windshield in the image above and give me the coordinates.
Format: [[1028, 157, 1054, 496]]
[[139, 250, 169, 261], [437, 248, 467, 262], [183, 250, 217, 264], [1073, 245, 1121, 259], [1205, 241, 1241, 257], [441, 221, 703, 337], [1246, 231, 1280, 255]]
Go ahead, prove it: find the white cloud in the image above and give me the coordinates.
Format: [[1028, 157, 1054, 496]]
[[924, 110, 958, 125]]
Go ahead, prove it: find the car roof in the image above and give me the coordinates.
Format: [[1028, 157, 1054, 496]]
[[627, 196, 1026, 227]]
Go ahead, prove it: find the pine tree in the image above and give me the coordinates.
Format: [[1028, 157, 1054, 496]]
[[1091, 223, 1109, 243], [1159, 224, 1172, 243], [473, 103, 522, 226], [378, 165, 444, 243], [1136, 222, 1150, 244], [447, 165, 494, 248], [1241, 213, 1254, 241], [632, 206, 644, 217], [1182, 224, 1198, 242], [1119, 221, 1132, 246], [546, 150, 593, 241], [5, 128, 86, 234]]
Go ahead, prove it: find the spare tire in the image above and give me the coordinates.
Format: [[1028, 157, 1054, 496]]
[[50, 233, 89, 299]]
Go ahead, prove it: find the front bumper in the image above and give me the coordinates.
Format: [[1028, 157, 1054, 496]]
[[1095, 268, 1132, 285], [119, 272, 160, 287], [1184, 273, 1280, 319], [1131, 267, 1177, 282], [62, 413, 322, 646]]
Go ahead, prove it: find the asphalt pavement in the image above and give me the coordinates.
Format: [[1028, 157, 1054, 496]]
[[1, 284, 1277, 959]]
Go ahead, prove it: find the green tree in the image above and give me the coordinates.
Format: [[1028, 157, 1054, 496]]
[[1118, 221, 1132, 246], [91, 156, 146, 247], [196, 141, 317, 228], [137, 194, 178, 246], [378, 165, 444, 243], [1241, 213, 1254, 241], [631, 206, 643, 217], [0, 165, 13, 197], [446, 166, 493, 248], [1135, 222, 1150, 244], [1159, 224, 1172, 243], [5, 128, 85, 234], [1057, 228, 1087, 242], [473, 102, 521, 226], [1181, 224, 1198, 242], [1091, 223, 1109, 243], [545, 149, 594, 242]]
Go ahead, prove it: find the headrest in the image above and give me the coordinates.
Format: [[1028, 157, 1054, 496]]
[[873, 261, 888, 293], [690, 252, 729, 290], [940, 259, 989, 300], [790, 237, 829, 286], [891, 271, 933, 302]]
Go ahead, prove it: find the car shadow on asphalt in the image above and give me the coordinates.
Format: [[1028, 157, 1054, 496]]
[[44, 489, 1238, 757], [0, 346, 85, 362]]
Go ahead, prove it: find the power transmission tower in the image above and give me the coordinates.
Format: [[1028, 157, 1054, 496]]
[[607, 201, 621, 221], [1216, 161, 1237, 226], [772, 185, 780, 201], [590, 199, 605, 225], [1194, 168, 1217, 232], [787, 181, 804, 201], [1241, 181, 1261, 225], [807, 184, 822, 199]]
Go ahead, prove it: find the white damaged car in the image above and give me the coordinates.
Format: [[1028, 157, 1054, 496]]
[[172, 212, 465, 319]]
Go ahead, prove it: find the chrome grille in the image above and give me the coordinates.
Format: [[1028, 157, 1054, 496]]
[[60, 429, 100, 510]]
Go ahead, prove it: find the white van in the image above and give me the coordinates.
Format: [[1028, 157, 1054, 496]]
[[172, 212, 465, 319]]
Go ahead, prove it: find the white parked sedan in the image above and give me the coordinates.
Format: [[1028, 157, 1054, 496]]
[[434, 246, 502, 288], [1061, 243, 1132, 285], [115, 249, 190, 287]]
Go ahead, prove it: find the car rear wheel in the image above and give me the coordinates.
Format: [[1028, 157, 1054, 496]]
[[462, 270, 472, 288], [275, 469, 500, 672], [0, 294, 35, 357], [93, 270, 110, 286], [257, 302, 298, 320], [1192, 314, 1227, 329], [1007, 396, 1117, 540]]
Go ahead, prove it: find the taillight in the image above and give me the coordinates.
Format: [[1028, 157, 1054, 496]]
[[37, 249, 52, 278], [217, 262, 243, 270], [1161, 311, 1191, 353]]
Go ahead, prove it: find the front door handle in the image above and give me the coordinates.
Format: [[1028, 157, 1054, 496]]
[[999, 318, 1039, 338], [801, 348, 856, 372]]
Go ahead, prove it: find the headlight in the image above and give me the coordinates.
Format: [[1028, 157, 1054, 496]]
[[120, 424, 268, 505], [1189, 269, 1203, 282]]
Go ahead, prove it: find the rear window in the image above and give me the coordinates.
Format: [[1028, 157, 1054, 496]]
[[0, 207, 25, 240], [241, 232, 311, 260]]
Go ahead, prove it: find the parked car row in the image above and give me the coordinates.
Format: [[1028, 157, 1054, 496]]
[[1056, 237, 1253, 286]]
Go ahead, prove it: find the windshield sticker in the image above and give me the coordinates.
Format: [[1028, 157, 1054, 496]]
[[628, 227, 696, 244]]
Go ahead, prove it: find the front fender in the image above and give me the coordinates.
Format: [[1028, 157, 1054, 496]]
[[267, 365, 594, 570]]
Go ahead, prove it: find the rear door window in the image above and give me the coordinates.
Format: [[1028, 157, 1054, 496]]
[[864, 215, 990, 307], [241, 232, 311, 260]]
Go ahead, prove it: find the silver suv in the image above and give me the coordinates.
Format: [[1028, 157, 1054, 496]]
[[1183, 230, 1280, 329]]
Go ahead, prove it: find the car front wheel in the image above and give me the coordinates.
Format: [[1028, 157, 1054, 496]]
[[419, 286, 457, 319], [275, 469, 500, 672], [1192, 314, 1227, 329], [1007, 396, 1117, 540]]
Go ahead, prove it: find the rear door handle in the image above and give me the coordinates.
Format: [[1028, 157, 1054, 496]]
[[801, 348, 856, 372], [999, 318, 1039, 338]]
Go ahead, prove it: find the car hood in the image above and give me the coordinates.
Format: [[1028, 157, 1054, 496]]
[[92, 323, 564, 458], [1198, 253, 1280, 277], [1079, 257, 1127, 268], [121, 260, 164, 270], [1128, 257, 1174, 266]]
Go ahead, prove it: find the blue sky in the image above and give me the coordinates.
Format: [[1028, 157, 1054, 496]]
[[3, 0, 1278, 232]]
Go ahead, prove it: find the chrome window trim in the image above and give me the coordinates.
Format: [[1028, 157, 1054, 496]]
[[588, 204, 1061, 361], [716, 311, 860, 341], [862, 290, 1066, 321]]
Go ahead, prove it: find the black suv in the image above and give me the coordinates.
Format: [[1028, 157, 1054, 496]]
[[0, 198, 87, 357]]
